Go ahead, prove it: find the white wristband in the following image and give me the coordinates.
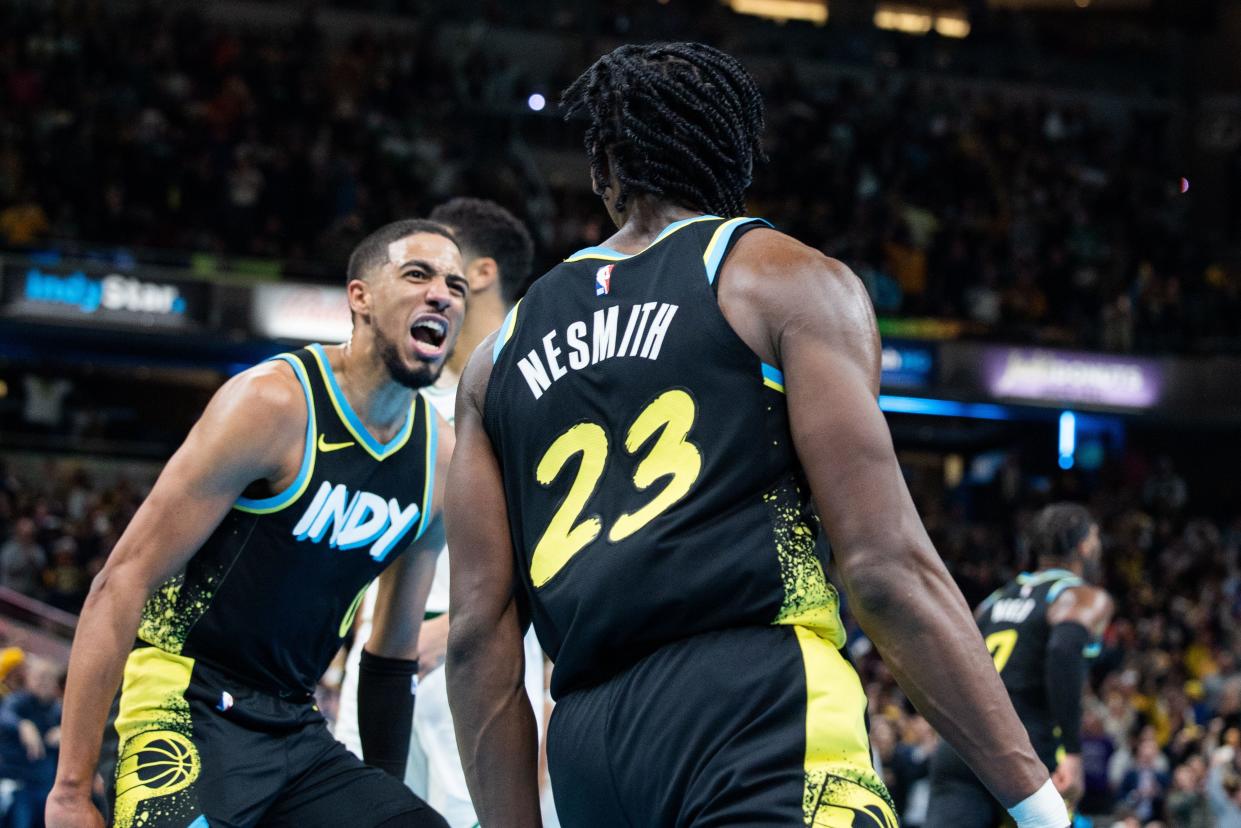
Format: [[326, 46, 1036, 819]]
[[1007, 779, 1069, 828]]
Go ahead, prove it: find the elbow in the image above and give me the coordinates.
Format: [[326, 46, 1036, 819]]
[[81, 559, 151, 614], [445, 616, 487, 674], [836, 537, 954, 619]]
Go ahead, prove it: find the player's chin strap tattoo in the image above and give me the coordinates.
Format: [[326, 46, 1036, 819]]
[[357, 649, 419, 779]]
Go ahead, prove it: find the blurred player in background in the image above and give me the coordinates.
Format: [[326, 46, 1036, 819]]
[[47, 220, 463, 828], [445, 42, 1070, 828], [335, 198, 555, 827], [927, 502, 1115, 827]]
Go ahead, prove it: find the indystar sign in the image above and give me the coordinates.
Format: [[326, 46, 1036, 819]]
[[984, 347, 1161, 408], [2, 263, 203, 330], [22, 268, 187, 315]]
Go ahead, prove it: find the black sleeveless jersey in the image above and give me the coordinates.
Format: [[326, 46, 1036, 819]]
[[137, 344, 439, 697], [484, 215, 846, 696], [977, 569, 1100, 753]]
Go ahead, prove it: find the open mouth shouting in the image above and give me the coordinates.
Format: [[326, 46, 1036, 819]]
[[410, 313, 450, 360]]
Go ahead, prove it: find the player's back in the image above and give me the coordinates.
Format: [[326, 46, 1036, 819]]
[[485, 215, 846, 696], [978, 568, 1091, 764]]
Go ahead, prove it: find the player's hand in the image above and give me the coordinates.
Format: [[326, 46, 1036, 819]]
[[1051, 753, 1084, 805], [18, 719, 45, 761], [417, 614, 450, 678], [45, 786, 105, 828]]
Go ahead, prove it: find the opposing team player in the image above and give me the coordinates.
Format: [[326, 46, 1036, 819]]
[[335, 197, 549, 827], [927, 502, 1114, 826], [47, 220, 463, 828], [445, 42, 1072, 828]]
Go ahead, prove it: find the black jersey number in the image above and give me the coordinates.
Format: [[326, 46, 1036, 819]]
[[530, 389, 702, 587], [985, 629, 1019, 674]]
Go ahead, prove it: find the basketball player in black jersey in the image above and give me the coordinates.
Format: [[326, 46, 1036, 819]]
[[927, 503, 1114, 827], [445, 43, 1071, 828], [47, 220, 462, 828]]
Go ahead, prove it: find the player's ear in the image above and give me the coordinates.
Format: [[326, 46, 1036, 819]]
[[347, 277, 372, 321], [467, 257, 498, 293]]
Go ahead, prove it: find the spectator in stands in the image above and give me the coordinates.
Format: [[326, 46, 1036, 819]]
[[0, 188, 49, 249], [1205, 722, 1241, 828], [0, 657, 62, 828], [0, 520, 45, 601]]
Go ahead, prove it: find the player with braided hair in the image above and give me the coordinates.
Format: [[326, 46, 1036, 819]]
[[447, 42, 1070, 828], [560, 41, 764, 218]]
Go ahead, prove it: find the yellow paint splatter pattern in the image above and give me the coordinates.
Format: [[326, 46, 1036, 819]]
[[804, 770, 899, 827], [112, 649, 201, 827], [764, 481, 846, 648], [137, 562, 222, 653]]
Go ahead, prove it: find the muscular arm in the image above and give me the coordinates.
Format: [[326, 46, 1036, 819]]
[[721, 231, 1052, 808], [368, 412, 454, 660], [445, 337, 541, 827], [48, 364, 304, 818], [358, 416, 453, 777]]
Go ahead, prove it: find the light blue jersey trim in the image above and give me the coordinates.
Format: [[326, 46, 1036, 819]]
[[492, 299, 523, 364], [309, 343, 412, 459], [415, 396, 438, 541], [1083, 642, 1103, 659], [703, 217, 773, 285], [235, 354, 315, 513], [188, 816, 210, 828], [1046, 574, 1085, 604]]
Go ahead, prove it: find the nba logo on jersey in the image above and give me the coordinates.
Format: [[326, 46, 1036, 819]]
[[595, 264, 614, 296]]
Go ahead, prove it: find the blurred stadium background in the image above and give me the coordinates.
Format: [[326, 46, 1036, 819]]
[[1, 0, 1240, 825]]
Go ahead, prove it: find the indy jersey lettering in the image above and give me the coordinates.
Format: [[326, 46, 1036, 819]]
[[978, 569, 1100, 763], [138, 344, 438, 697], [485, 215, 847, 697]]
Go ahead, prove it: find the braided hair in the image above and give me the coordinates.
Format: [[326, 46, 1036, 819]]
[[561, 42, 766, 218]]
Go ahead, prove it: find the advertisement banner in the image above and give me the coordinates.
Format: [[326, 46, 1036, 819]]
[[982, 346, 1162, 408], [251, 284, 351, 343], [1, 263, 207, 330], [881, 341, 936, 389]]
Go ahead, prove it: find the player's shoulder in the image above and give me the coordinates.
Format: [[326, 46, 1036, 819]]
[[729, 226, 856, 287], [206, 357, 308, 433], [723, 227, 865, 324], [459, 331, 501, 417], [1048, 583, 1114, 630]]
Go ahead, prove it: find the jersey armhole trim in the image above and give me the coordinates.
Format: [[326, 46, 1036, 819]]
[[703, 217, 773, 285], [414, 394, 438, 541], [492, 298, 523, 364], [1046, 576, 1084, 604], [762, 362, 786, 393], [235, 354, 317, 514]]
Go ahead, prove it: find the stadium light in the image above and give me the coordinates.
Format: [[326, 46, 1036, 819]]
[[878, 395, 1014, 420], [874, 3, 971, 38], [1058, 410, 1077, 470], [527, 93, 547, 112], [728, 0, 828, 25]]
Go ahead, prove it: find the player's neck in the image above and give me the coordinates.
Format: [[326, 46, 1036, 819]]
[[447, 288, 507, 379], [603, 198, 700, 254], [1038, 558, 1082, 576], [331, 340, 417, 442]]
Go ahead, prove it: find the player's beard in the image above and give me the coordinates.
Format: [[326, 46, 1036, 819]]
[[375, 325, 440, 390], [1081, 555, 1104, 586]]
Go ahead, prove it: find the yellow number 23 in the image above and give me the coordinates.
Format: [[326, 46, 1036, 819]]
[[530, 389, 701, 587]]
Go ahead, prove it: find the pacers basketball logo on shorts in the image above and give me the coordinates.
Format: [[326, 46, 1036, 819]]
[[113, 729, 201, 826]]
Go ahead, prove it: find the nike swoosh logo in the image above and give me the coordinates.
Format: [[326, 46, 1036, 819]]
[[317, 434, 355, 453]]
